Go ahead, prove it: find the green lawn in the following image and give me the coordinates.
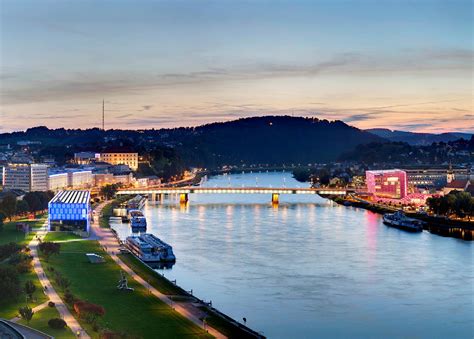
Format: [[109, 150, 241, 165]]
[[0, 268, 49, 319], [41, 240, 213, 338], [43, 232, 84, 242], [118, 253, 187, 296], [0, 214, 48, 319], [0, 214, 47, 246], [18, 305, 75, 339], [117, 254, 255, 338], [99, 202, 114, 228]]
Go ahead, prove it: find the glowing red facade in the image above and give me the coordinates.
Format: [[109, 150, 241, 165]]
[[366, 170, 407, 199]]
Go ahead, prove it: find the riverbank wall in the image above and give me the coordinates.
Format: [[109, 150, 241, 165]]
[[333, 197, 474, 241]]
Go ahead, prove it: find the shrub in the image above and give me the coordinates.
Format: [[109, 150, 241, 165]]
[[48, 301, 55, 307], [38, 242, 60, 261], [64, 291, 75, 305], [0, 242, 22, 261], [73, 300, 106, 318], [48, 318, 67, 329]]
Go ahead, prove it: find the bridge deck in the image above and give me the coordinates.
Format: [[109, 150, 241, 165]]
[[117, 187, 350, 195]]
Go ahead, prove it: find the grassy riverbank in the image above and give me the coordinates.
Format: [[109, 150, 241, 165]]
[[118, 253, 187, 296], [18, 305, 75, 338], [118, 252, 261, 338], [40, 240, 213, 338]]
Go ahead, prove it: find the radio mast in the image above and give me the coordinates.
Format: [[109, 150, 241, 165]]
[[102, 99, 105, 131]]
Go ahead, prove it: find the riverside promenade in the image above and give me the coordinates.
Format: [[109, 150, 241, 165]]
[[91, 202, 226, 339], [27, 220, 90, 338]]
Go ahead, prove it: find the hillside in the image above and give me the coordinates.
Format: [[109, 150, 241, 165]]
[[366, 128, 472, 145], [0, 116, 385, 167], [173, 116, 385, 166]]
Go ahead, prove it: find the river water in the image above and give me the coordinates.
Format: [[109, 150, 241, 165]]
[[111, 172, 473, 338]]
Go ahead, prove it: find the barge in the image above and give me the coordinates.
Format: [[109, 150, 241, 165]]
[[383, 211, 423, 232]]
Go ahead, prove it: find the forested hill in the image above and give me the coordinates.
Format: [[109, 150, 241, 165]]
[[0, 116, 385, 167], [174, 116, 385, 166], [366, 128, 472, 145]]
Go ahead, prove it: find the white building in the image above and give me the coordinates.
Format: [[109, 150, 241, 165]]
[[99, 147, 138, 171], [68, 170, 93, 188], [3, 163, 49, 192], [48, 173, 69, 191], [48, 170, 94, 191]]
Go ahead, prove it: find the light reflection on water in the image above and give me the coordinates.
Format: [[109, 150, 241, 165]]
[[111, 172, 473, 338]]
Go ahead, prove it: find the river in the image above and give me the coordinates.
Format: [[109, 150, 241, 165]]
[[111, 172, 473, 338]]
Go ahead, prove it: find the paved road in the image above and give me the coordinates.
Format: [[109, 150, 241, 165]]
[[92, 202, 226, 339], [29, 221, 90, 338]]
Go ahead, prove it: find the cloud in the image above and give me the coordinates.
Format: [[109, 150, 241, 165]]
[[1, 47, 472, 106]]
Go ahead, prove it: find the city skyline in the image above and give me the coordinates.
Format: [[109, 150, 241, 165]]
[[1, 0, 473, 133]]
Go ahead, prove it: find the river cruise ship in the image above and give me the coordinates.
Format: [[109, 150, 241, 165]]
[[383, 211, 423, 232], [125, 233, 176, 262], [127, 195, 146, 210]]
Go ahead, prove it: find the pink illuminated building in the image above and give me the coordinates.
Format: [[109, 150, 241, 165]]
[[366, 169, 408, 199]]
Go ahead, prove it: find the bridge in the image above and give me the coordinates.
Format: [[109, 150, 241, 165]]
[[117, 187, 354, 204]]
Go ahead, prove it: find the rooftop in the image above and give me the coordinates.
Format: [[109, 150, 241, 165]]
[[445, 179, 470, 189], [50, 190, 91, 204], [101, 146, 137, 154]]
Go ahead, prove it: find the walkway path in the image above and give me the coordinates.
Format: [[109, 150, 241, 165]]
[[9, 301, 50, 323], [29, 220, 90, 338], [92, 202, 226, 339]]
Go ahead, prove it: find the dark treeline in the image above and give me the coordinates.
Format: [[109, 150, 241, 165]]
[[339, 138, 474, 165], [1, 116, 471, 172], [0, 116, 383, 168]]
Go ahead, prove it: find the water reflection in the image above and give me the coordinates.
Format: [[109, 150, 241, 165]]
[[110, 172, 473, 338]]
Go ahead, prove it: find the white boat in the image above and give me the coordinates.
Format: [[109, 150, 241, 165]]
[[383, 211, 423, 232], [125, 233, 176, 262], [127, 195, 146, 210]]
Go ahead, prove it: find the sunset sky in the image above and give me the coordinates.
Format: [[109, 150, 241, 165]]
[[1, 0, 472, 133]]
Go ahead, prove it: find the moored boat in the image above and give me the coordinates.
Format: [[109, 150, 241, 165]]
[[125, 233, 176, 262], [383, 211, 423, 232]]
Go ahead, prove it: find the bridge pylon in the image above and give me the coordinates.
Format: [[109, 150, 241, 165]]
[[272, 193, 279, 204], [180, 193, 189, 204]]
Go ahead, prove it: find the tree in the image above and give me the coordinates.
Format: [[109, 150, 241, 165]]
[[24, 280, 36, 300], [73, 300, 106, 327], [48, 318, 66, 329], [38, 242, 61, 261], [0, 195, 17, 221], [19, 305, 34, 324], [0, 211, 5, 231], [15, 200, 30, 215], [23, 193, 42, 213], [100, 184, 119, 200], [56, 276, 71, 291], [0, 265, 21, 302], [0, 242, 22, 261]]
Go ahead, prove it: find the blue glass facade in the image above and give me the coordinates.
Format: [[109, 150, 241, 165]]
[[48, 190, 91, 232]]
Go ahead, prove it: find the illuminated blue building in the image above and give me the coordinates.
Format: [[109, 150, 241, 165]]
[[48, 190, 91, 232]]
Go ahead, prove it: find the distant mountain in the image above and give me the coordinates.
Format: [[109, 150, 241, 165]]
[[173, 116, 385, 166], [366, 128, 472, 145]]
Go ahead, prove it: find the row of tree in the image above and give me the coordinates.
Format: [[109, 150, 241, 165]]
[[0, 191, 54, 222], [426, 191, 474, 219]]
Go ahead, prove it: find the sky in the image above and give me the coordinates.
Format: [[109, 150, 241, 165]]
[[0, 0, 472, 133]]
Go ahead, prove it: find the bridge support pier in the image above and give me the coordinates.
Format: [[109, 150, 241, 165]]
[[272, 193, 279, 204], [180, 193, 189, 204]]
